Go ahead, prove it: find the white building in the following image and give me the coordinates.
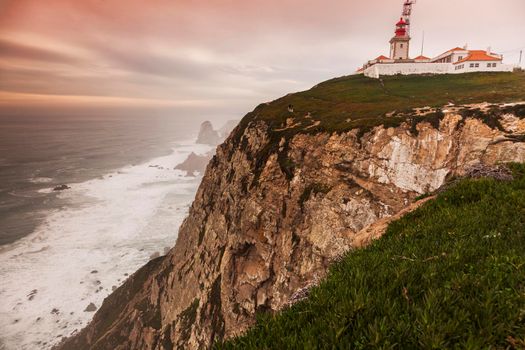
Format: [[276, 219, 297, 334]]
[[357, 2, 515, 78]]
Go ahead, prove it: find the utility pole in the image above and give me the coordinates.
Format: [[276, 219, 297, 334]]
[[520, 50, 523, 67]]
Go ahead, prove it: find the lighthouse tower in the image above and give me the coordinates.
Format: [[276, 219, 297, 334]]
[[389, 0, 416, 60], [390, 18, 410, 60]]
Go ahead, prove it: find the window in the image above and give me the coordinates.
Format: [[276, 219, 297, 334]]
[[492, 63, 497, 67], [470, 63, 475, 68], [400, 44, 404, 48], [487, 63, 492, 68], [475, 63, 480, 68], [458, 56, 463, 61]]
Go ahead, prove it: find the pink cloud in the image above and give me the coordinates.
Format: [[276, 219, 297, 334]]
[[0, 0, 523, 115]]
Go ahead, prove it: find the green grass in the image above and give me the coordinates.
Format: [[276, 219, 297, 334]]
[[238, 72, 525, 137], [217, 164, 525, 349], [230, 72, 525, 185]]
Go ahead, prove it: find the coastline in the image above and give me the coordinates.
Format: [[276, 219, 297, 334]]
[[0, 140, 212, 350], [0, 114, 202, 247]]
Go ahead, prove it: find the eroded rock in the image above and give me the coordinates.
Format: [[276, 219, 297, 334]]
[[57, 105, 525, 350]]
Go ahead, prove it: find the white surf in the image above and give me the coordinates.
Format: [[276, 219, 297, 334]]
[[0, 141, 212, 350]]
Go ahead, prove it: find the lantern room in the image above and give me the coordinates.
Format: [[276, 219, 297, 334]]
[[395, 18, 408, 37], [390, 16, 410, 60]]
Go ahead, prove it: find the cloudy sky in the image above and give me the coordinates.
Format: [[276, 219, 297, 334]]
[[0, 0, 524, 119]]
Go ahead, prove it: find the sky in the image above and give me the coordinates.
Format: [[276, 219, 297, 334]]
[[0, 0, 524, 119]]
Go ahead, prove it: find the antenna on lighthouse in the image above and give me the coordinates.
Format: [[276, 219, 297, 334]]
[[402, 0, 417, 36], [420, 30, 425, 56]]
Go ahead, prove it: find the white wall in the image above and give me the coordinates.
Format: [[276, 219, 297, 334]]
[[364, 63, 451, 78], [363, 62, 515, 78], [456, 61, 514, 74], [432, 50, 469, 63]]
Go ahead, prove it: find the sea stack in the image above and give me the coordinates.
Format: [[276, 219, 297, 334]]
[[196, 121, 221, 146]]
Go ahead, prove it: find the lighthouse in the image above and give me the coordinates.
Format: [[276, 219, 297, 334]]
[[357, 0, 514, 77], [389, 0, 416, 60], [390, 18, 410, 60]]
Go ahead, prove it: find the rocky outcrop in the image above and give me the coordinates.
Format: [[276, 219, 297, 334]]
[[196, 120, 240, 146], [175, 152, 213, 176], [196, 121, 221, 146], [57, 103, 525, 350]]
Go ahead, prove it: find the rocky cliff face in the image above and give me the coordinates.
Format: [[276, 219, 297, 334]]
[[58, 103, 525, 350]]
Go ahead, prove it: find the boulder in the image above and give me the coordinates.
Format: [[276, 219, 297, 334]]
[[53, 185, 71, 191], [84, 303, 97, 312]]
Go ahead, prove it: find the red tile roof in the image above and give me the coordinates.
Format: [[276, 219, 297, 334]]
[[414, 55, 430, 60], [375, 55, 390, 61], [455, 50, 502, 64]]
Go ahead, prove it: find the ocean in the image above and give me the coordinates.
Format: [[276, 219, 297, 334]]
[[0, 114, 217, 349]]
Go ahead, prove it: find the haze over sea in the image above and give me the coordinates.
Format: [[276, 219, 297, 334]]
[[0, 114, 219, 349]]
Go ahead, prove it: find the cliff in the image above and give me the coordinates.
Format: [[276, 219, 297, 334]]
[[57, 73, 525, 350], [219, 163, 525, 348]]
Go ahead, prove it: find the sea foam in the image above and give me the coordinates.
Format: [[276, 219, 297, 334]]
[[0, 141, 212, 350]]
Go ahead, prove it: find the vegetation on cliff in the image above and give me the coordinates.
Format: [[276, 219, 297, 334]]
[[235, 72, 525, 138], [218, 163, 525, 349], [232, 72, 525, 186], [56, 73, 525, 350]]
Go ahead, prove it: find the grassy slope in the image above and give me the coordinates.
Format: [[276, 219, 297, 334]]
[[231, 73, 525, 184], [238, 72, 525, 137], [217, 164, 525, 349]]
